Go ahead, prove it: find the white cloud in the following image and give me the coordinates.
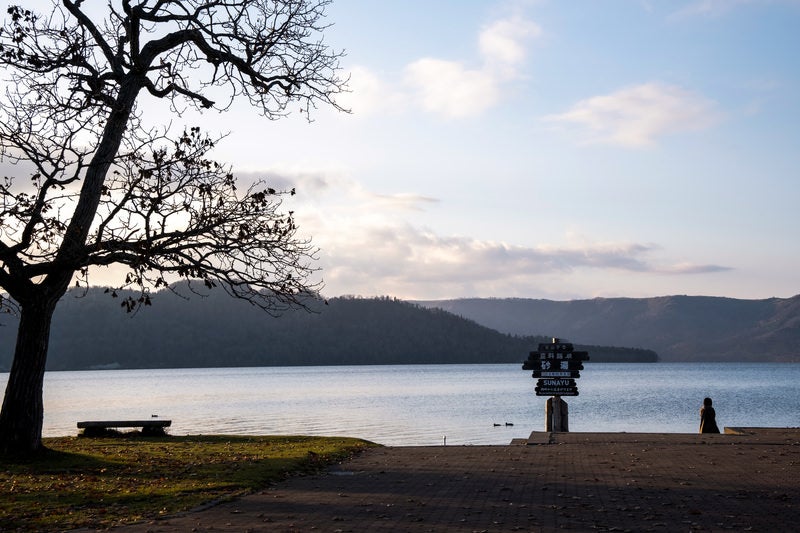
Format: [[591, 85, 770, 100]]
[[404, 58, 500, 118], [404, 15, 539, 119], [371, 192, 440, 212], [338, 65, 409, 116], [258, 169, 732, 299], [544, 82, 720, 147], [350, 14, 540, 119], [658, 262, 731, 275], [311, 213, 730, 298], [479, 16, 542, 74]]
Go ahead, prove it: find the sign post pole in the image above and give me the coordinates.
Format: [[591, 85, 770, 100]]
[[546, 395, 569, 432]]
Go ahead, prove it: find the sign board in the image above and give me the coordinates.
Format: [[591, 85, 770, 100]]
[[542, 360, 584, 371], [535, 387, 579, 396], [538, 342, 574, 353], [527, 350, 590, 362], [523, 357, 586, 370], [532, 370, 580, 379], [523, 359, 584, 371], [537, 378, 576, 387]]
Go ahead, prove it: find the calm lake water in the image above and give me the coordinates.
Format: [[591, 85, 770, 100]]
[[2, 363, 798, 446]]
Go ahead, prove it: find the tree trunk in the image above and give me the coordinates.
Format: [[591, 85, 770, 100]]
[[0, 295, 59, 456], [0, 84, 139, 457]]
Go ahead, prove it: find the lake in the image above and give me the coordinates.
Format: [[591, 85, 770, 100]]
[[2, 363, 799, 446]]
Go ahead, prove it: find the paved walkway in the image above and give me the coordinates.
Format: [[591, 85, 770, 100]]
[[101, 428, 799, 532]]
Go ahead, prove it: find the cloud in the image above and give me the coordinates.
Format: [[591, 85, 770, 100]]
[[346, 15, 540, 119], [371, 192, 440, 212], [0, 159, 38, 195], [658, 262, 731, 274], [404, 58, 500, 118], [312, 218, 731, 298], [479, 16, 542, 73], [233, 168, 339, 198], [544, 82, 720, 147], [405, 15, 540, 119], [233, 167, 440, 220], [253, 170, 731, 299], [338, 65, 409, 116]]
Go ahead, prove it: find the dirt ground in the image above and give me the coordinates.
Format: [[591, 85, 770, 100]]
[[89, 428, 799, 532]]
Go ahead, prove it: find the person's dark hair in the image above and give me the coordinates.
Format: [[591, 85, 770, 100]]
[[703, 397, 713, 406]]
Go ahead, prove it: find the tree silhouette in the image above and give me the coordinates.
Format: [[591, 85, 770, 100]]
[[0, 0, 345, 455]]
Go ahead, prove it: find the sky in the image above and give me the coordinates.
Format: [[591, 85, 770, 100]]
[[10, 0, 800, 301]]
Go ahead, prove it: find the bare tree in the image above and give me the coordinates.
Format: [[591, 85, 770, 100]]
[[0, 0, 346, 455]]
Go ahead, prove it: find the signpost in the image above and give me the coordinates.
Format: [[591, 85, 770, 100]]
[[522, 338, 590, 432]]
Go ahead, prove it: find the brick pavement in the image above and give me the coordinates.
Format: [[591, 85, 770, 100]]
[[95, 428, 799, 532]]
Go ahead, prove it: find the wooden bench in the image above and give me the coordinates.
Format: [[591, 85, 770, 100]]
[[77, 419, 172, 436]]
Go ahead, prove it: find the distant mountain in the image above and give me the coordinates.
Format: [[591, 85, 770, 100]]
[[0, 285, 656, 371], [415, 295, 800, 362]]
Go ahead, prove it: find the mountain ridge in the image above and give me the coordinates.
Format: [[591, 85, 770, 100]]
[[415, 294, 800, 362], [3, 288, 796, 368], [0, 286, 656, 371]]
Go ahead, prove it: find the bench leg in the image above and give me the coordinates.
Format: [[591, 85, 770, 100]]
[[141, 425, 167, 436], [80, 427, 120, 438]]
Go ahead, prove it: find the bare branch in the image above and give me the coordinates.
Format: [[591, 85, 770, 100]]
[[0, 0, 344, 454]]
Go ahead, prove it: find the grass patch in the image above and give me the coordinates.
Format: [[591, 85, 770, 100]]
[[0, 434, 377, 531]]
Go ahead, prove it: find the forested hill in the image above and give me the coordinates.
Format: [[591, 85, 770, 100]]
[[415, 295, 800, 362], [0, 286, 656, 371]]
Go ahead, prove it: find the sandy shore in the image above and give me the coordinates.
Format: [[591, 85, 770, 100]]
[[89, 427, 799, 532]]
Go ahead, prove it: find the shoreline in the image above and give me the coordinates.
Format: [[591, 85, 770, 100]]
[[91, 427, 800, 532]]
